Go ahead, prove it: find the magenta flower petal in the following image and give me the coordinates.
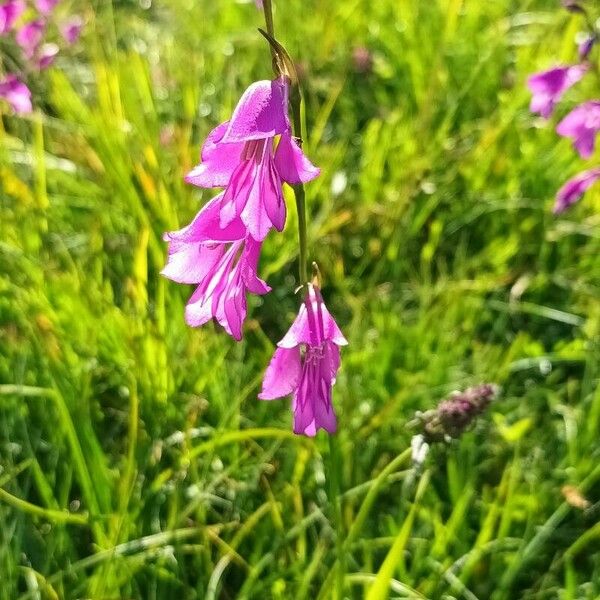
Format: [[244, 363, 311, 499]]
[[184, 78, 321, 241], [259, 347, 302, 400], [165, 193, 248, 246], [0, 0, 25, 34], [60, 16, 83, 44], [291, 341, 340, 436], [183, 237, 270, 340], [16, 19, 44, 58], [222, 79, 289, 143], [241, 237, 272, 295], [279, 285, 348, 348], [260, 284, 347, 437], [554, 167, 600, 213], [185, 121, 245, 188], [239, 154, 286, 239], [0, 75, 32, 113], [161, 239, 225, 285], [556, 101, 600, 158], [274, 132, 321, 185], [255, 0, 263, 8], [218, 138, 285, 241], [163, 202, 270, 340], [527, 64, 587, 119], [35, 0, 58, 14]]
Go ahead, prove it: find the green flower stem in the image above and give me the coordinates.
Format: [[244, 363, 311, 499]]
[[262, 0, 309, 285], [290, 82, 309, 285], [262, 0, 276, 62]]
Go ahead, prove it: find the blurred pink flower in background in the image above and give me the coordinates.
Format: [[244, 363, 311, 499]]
[[555, 167, 600, 213], [0, 1, 84, 113], [35, 0, 58, 14], [528, 64, 587, 118], [60, 14, 82, 44], [556, 101, 600, 158], [16, 18, 44, 58], [0, 74, 32, 113], [0, 0, 25, 34]]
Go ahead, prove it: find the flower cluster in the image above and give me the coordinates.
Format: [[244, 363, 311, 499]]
[[527, 1, 600, 212], [163, 74, 347, 435], [0, 0, 82, 114], [412, 384, 499, 443]]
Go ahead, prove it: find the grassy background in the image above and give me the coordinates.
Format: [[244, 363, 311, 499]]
[[1, 0, 600, 598]]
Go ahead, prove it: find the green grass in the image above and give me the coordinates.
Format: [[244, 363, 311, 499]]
[[1, 0, 600, 597]]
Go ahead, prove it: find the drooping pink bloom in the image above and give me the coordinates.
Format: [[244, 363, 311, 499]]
[[35, 0, 59, 14], [0, 0, 25, 34], [37, 42, 59, 69], [60, 15, 82, 44], [162, 194, 270, 340], [259, 284, 348, 437], [527, 65, 587, 118], [556, 101, 600, 158], [185, 79, 320, 241], [16, 19, 44, 58], [555, 167, 600, 213], [254, 0, 263, 7], [0, 74, 32, 113]]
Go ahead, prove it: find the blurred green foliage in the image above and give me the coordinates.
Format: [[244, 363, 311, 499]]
[[1, 0, 599, 598]]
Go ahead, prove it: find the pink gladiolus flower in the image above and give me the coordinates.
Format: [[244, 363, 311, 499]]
[[0, 0, 25, 34], [527, 65, 587, 118], [259, 284, 348, 436], [185, 79, 320, 241], [35, 0, 59, 14], [60, 15, 82, 44], [16, 19, 44, 58], [255, 0, 263, 7], [162, 194, 270, 340], [556, 101, 600, 158], [555, 167, 600, 213], [0, 74, 32, 113]]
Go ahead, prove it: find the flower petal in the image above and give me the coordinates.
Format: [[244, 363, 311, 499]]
[[60, 16, 83, 44], [278, 285, 347, 348], [259, 347, 302, 400], [185, 284, 220, 328], [554, 167, 600, 213], [242, 238, 271, 295], [185, 121, 245, 188], [16, 19, 44, 57], [0, 0, 25, 34], [527, 64, 587, 118], [274, 133, 320, 185], [164, 193, 246, 245], [161, 238, 224, 284], [222, 79, 289, 143], [0, 75, 31, 114], [556, 101, 600, 159]]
